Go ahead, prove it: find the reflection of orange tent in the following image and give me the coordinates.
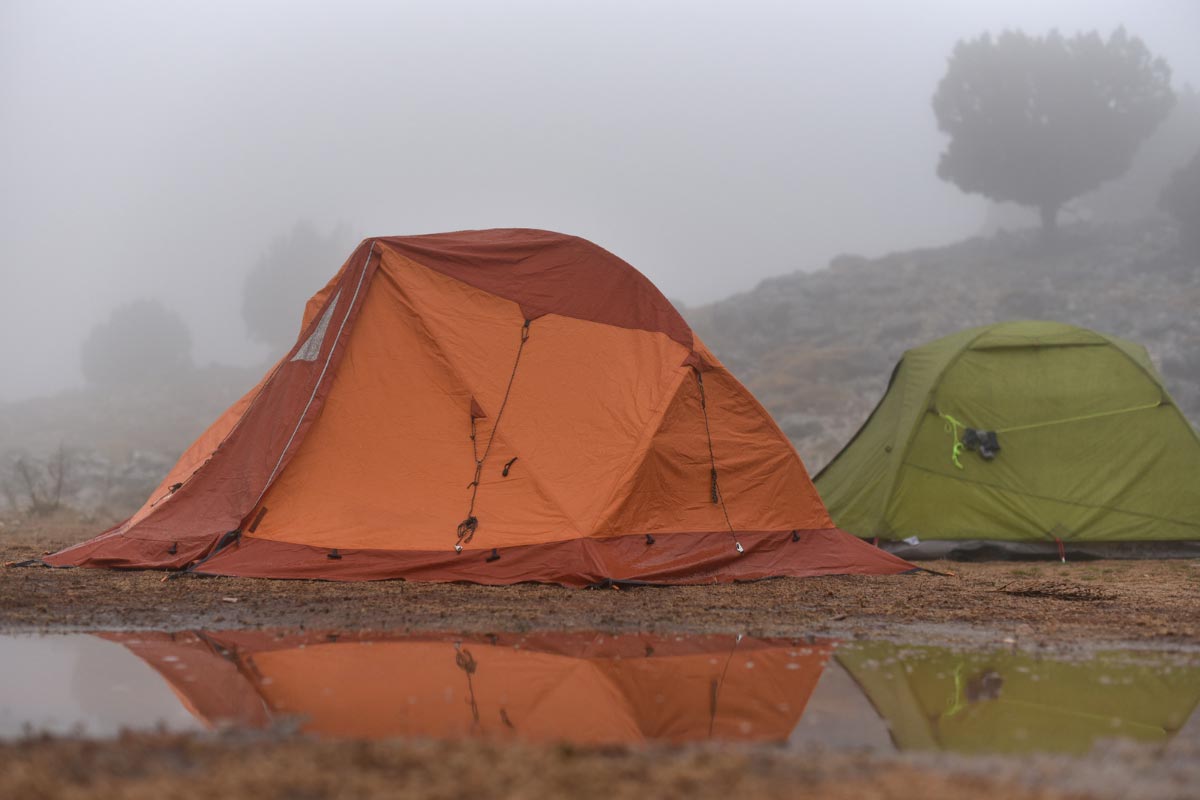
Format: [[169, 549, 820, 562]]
[[101, 631, 834, 744], [49, 229, 910, 585], [95, 632, 270, 730]]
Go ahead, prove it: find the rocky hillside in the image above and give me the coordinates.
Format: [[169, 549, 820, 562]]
[[686, 216, 1200, 471], [0, 365, 261, 521]]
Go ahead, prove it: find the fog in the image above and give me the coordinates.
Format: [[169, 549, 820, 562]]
[[2, 0, 1198, 402]]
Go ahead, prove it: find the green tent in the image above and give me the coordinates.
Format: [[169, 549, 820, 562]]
[[836, 641, 1200, 755], [814, 321, 1200, 547]]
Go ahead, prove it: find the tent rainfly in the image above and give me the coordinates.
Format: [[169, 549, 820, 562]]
[[47, 229, 911, 585], [815, 321, 1200, 554]]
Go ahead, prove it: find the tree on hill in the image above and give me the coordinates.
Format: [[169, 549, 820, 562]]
[[242, 221, 355, 354], [80, 299, 193, 387], [1160, 148, 1200, 257], [933, 28, 1175, 235]]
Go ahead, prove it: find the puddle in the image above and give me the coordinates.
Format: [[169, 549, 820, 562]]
[[0, 634, 205, 738], [2, 630, 1198, 754]]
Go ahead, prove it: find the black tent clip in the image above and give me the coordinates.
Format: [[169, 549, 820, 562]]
[[486, 548, 501, 563], [645, 534, 655, 545], [791, 530, 800, 542], [327, 548, 342, 560], [962, 428, 1001, 461]]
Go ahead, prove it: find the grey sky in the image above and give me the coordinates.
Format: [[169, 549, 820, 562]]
[[2, 0, 1198, 401]]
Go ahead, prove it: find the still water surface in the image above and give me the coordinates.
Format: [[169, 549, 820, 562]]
[[3, 630, 1197, 754]]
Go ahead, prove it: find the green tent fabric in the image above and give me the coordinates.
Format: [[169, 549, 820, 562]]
[[836, 641, 1200, 755], [815, 321, 1200, 544]]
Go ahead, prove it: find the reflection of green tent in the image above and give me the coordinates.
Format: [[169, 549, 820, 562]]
[[815, 321, 1200, 547], [837, 641, 1200, 755]]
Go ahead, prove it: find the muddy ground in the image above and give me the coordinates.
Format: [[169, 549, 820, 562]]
[[2, 519, 1199, 800], [3, 520, 1197, 647]]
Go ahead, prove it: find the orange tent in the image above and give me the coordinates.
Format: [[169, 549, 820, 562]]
[[99, 630, 835, 743], [48, 229, 910, 585]]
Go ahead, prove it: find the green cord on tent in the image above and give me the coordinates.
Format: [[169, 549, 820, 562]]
[[940, 412, 967, 470], [994, 400, 1162, 435], [939, 401, 1161, 470]]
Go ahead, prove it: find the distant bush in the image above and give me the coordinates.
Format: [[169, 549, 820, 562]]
[[1161, 150, 1200, 257], [80, 299, 193, 387]]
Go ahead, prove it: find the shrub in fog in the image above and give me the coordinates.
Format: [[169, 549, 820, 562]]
[[80, 299, 193, 387]]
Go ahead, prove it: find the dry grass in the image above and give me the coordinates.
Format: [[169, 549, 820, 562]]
[[0, 733, 1089, 800]]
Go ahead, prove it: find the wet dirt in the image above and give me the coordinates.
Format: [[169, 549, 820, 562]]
[[3, 521, 1197, 649]]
